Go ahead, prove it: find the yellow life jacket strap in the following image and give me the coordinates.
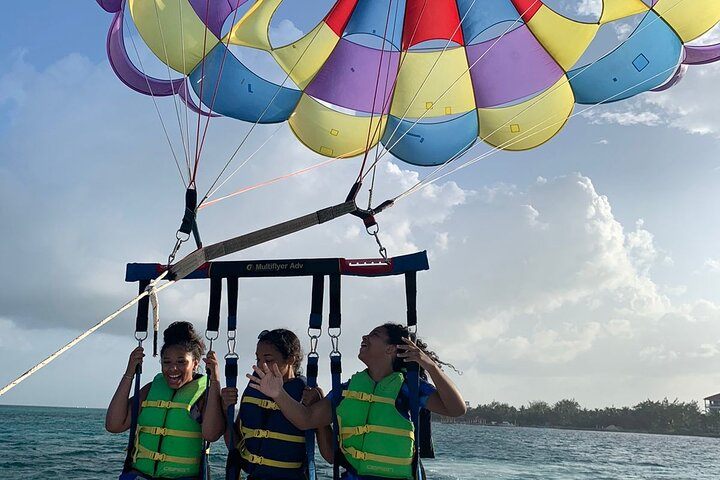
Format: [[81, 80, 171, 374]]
[[342, 446, 413, 466], [142, 399, 190, 411], [241, 396, 280, 410], [133, 443, 201, 466], [340, 424, 415, 440], [341, 390, 396, 406], [240, 446, 303, 469], [240, 426, 305, 444], [137, 425, 203, 439]]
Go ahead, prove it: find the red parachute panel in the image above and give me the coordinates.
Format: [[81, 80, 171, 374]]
[[403, 0, 465, 49]]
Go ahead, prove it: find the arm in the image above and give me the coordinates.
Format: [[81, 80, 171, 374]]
[[105, 346, 146, 433], [201, 350, 225, 442], [247, 363, 332, 430], [315, 425, 335, 463], [398, 338, 467, 417], [302, 386, 335, 464]]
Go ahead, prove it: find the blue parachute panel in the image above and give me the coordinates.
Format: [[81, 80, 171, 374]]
[[189, 44, 301, 123], [456, 0, 524, 44], [569, 11, 683, 105], [344, 0, 406, 50], [382, 112, 478, 167]]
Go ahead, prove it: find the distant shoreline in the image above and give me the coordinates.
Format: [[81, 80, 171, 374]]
[[435, 419, 720, 439]]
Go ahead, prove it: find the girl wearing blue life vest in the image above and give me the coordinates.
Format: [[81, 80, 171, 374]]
[[246, 323, 466, 480], [106, 321, 225, 480], [204, 328, 332, 480]]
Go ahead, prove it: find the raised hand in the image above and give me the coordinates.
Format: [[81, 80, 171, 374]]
[[301, 386, 325, 406], [396, 337, 435, 370], [220, 387, 239, 409], [203, 350, 222, 380], [125, 346, 145, 377], [246, 363, 284, 398]]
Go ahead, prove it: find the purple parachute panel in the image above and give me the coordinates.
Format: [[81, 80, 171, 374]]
[[107, 11, 215, 116], [188, 0, 245, 38], [467, 25, 564, 108], [305, 39, 400, 114], [96, 0, 123, 13], [683, 44, 720, 65]]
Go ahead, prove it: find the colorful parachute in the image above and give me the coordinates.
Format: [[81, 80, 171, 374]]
[[99, 0, 720, 167]]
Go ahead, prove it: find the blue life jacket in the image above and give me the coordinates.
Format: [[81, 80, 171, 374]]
[[236, 376, 308, 479]]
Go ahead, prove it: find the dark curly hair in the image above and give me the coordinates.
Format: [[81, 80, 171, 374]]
[[257, 328, 304, 375], [380, 323, 460, 376], [161, 321, 206, 363]]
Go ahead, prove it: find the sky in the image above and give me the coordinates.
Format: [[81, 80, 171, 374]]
[[1, 1, 720, 411]]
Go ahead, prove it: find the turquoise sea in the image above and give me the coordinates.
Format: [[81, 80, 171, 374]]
[[1, 404, 719, 479]]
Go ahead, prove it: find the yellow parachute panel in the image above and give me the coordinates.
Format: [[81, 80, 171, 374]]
[[600, 0, 650, 24], [390, 48, 475, 120], [525, 6, 599, 71], [128, 0, 219, 74], [289, 95, 387, 158], [272, 23, 341, 90], [227, 0, 281, 51], [653, 0, 720, 43], [478, 77, 574, 151]]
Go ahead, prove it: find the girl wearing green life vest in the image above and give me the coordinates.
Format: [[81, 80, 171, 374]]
[[106, 321, 224, 480], [246, 323, 466, 480]]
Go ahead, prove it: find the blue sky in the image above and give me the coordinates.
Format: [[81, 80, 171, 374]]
[[1, 1, 720, 410]]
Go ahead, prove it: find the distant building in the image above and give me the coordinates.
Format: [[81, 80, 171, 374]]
[[704, 393, 720, 414]]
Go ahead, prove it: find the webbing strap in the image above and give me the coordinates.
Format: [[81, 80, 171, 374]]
[[142, 399, 190, 410], [227, 277, 238, 331], [135, 279, 151, 333], [341, 390, 396, 405], [330, 353, 342, 480], [328, 274, 341, 329], [405, 272, 417, 328], [126, 370, 142, 471], [306, 274, 323, 480], [340, 424, 415, 440], [240, 426, 305, 443], [225, 276, 239, 480], [241, 396, 280, 410], [137, 425, 203, 439], [207, 276, 222, 333], [309, 274, 324, 329], [405, 271, 422, 479], [240, 447, 304, 469], [343, 446, 413, 466], [134, 443, 201, 465]]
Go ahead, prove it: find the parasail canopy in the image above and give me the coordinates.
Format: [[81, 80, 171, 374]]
[[99, 0, 720, 168]]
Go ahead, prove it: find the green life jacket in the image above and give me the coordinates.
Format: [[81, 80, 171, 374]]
[[131, 373, 207, 479], [336, 370, 415, 479]]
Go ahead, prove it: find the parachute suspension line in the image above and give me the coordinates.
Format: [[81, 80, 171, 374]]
[[179, 0, 194, 180], [193, 1, 245, 183], [198, 19, 331, 208], [355, 0, 401, 183], [151, 0, 195, 177], [123, 12, 188, 187], [201, 157, 342, 210], [361, 0, 508, 182], [0, 272, 174, 397], [394, 59, 686, 204], [365, 0, 483, 175], [190, 0, 213, 184], [369, 0, 676, 186]]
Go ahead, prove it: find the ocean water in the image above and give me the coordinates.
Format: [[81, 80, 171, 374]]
[[1, 405, 719, 479]]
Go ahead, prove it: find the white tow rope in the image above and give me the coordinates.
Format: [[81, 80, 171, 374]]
[[0, 272, 173, 397]]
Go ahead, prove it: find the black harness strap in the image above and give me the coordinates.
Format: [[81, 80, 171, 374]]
[[328, 274, 342, 480], [225, 276, 240, 480], [305, 274, 324, 480]]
